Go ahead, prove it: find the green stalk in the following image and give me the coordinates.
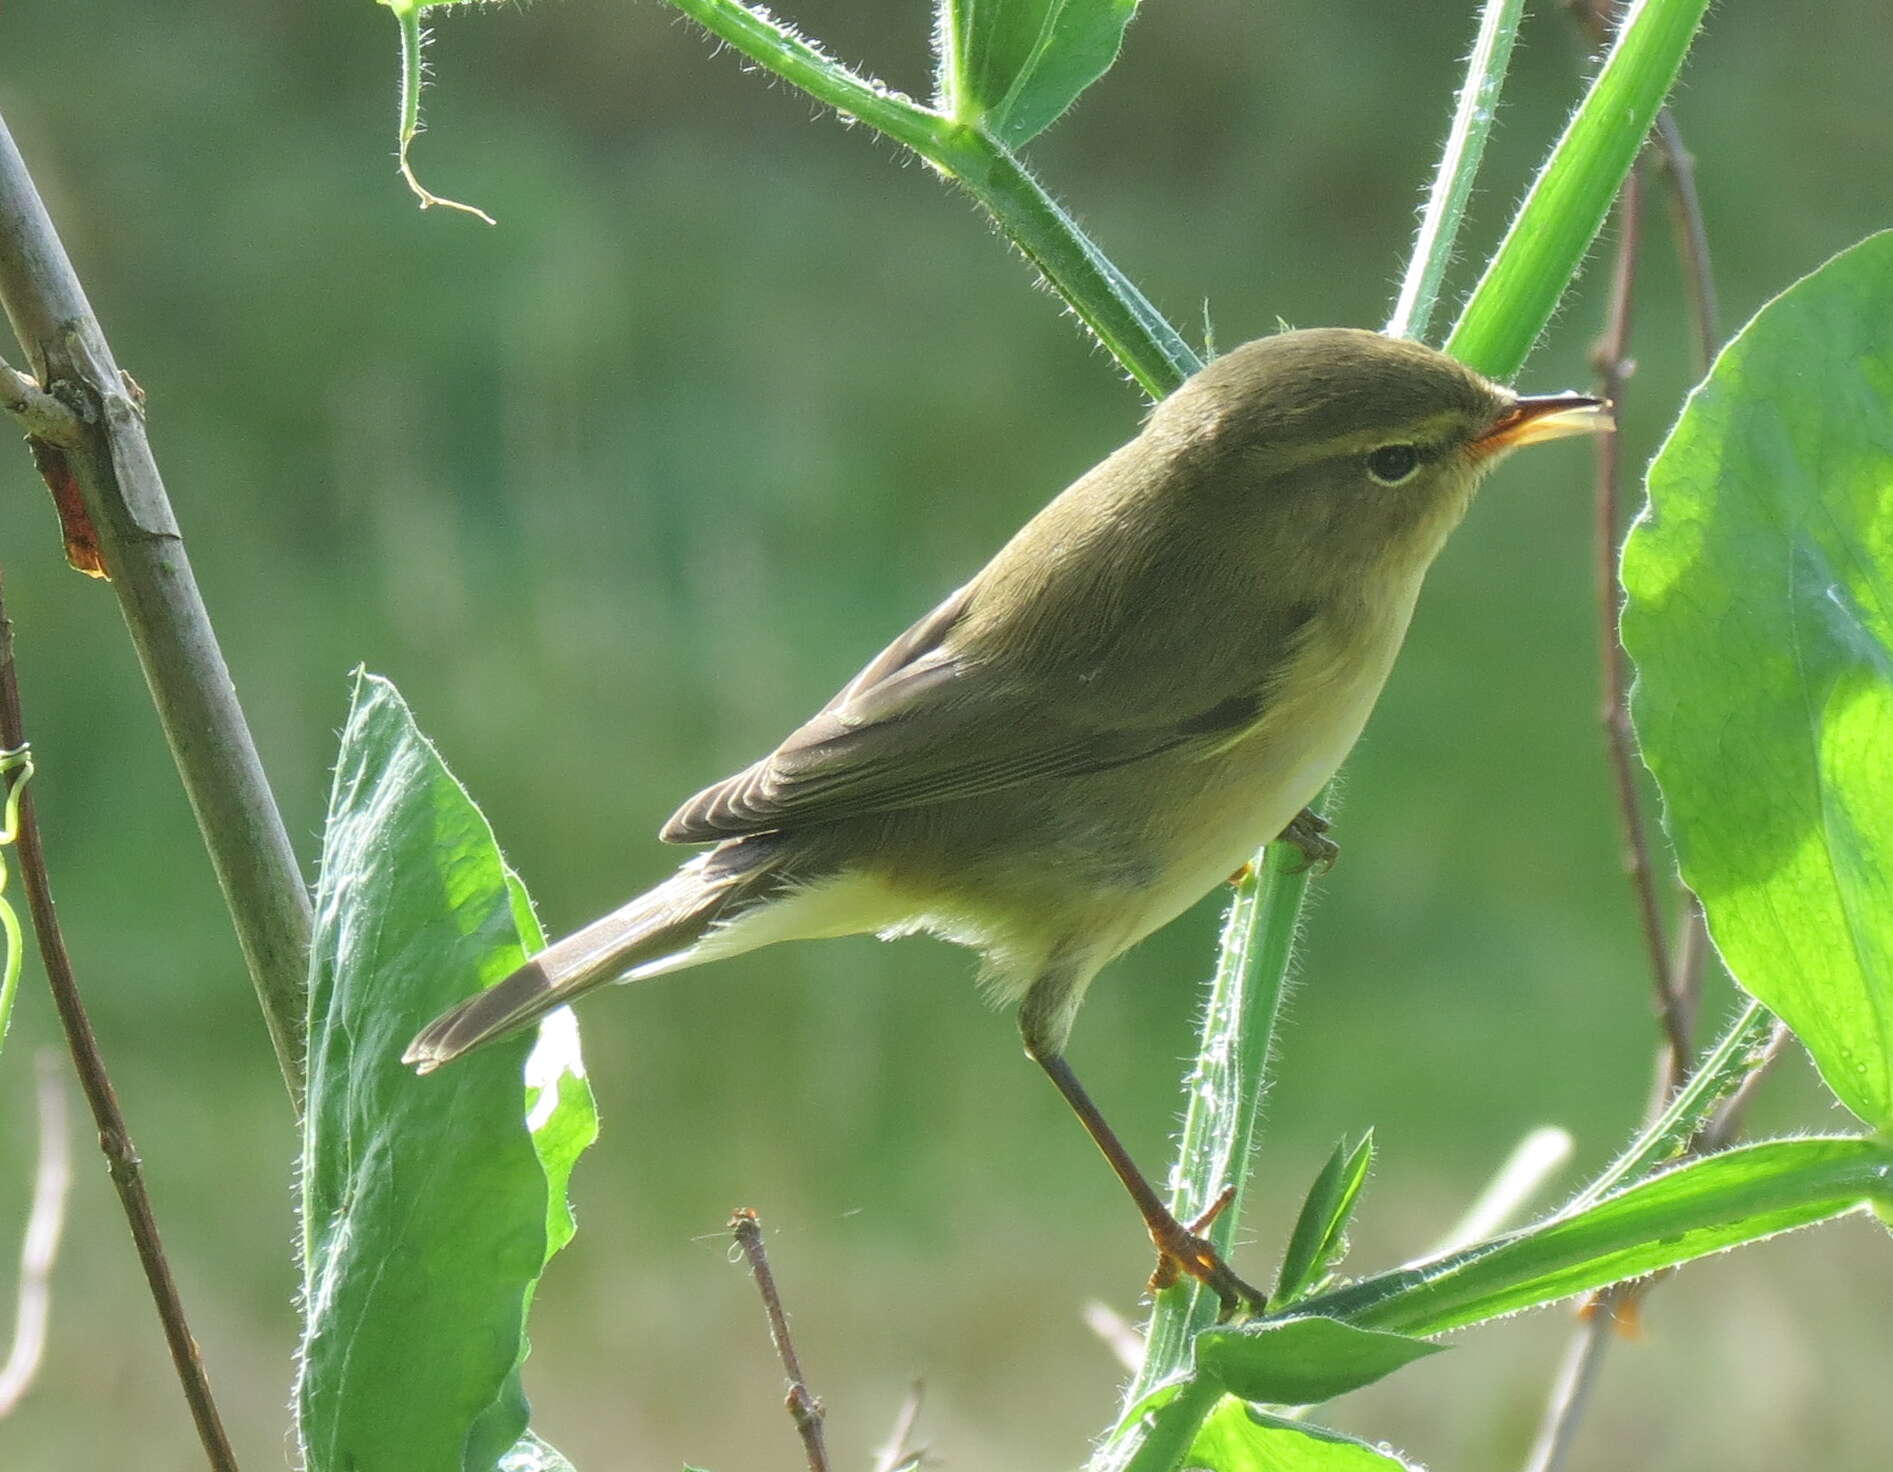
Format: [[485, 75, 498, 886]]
[[937, 133, 1199, 396], [1569, 999, 1776, 1211], [1115, 853, 1295, 1418], [1387, 0, 1528, 343], [1446, 0, 1714, 379], [1114, 1377, 1224, 1472], [664, 0, 1197, 396], [664, 0, 946, 156]]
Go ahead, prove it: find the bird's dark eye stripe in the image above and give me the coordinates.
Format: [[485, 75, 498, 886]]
[[1365, 443, 1421, 483]]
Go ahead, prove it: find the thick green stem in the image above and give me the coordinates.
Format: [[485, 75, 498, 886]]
[[1447, 0, 1714, 379], [1112, 1376, 1225, 1472], [938, 132, 1199, 396], [1113, 846, 1303, 1419], [665, 0, 1197, 397]]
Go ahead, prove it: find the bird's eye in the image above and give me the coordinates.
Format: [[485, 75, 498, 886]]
[[1365, 443, 1421, 485]]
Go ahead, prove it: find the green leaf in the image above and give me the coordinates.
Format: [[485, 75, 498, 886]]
[[1186, 1399, 1423, 1472], [1621, 229, 1893, 1128], [1290, 1137, 1893, 1339], [1193, 1317, 1442, 1407], [299, 672, 597, 1472], [937, 0, 1138, 148], [1271, 1132, 1374, 1309]]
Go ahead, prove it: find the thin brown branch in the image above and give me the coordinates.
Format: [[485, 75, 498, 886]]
[[1588, 169, 1695, 1084], [1520, 1309, 1615, 1472], [0, 107, 309, 1105], [1648, 99, 1720, 1038], [730, 1208, 829, 1472], [1650, 110, 1720, 373], [0, 574, 240, 1471], [0, 1051, 72, 1417], [870, 1381, 927, 1472]]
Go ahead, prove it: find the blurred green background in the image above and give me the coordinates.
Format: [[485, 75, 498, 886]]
[[1, 2, 1888, 1468]]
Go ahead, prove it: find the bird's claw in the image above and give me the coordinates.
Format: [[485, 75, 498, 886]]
[[1145, 1185, 1267, 1319]]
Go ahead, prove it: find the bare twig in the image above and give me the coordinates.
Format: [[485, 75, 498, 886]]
[[0, 575, 240, 1471], [870, 1381, 927, 1472], [0, 1051, 71, 1417], [730, 1208, 829, 1472], [1649, 94, 1720, 1044], [1649, 110, 1720, 371], [0, 107, 309, 1105], [0, 354, 83, 447], [1521, 1309, 1617, 1472], [1588, 170, 1696, 1083]]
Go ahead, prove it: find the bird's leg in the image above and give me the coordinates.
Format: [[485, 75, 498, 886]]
[[1026, 1044, 1267, 1316], [1276, 807, 1339, 873]]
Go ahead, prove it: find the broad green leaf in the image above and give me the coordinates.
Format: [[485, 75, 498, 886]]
[[1187, 1399, 1423, 1472], [1289, 1138, 1893, 1339], [1271, 1132, 1374, 1308], [1621, 229, 1893, 1128], [299, 672, 597, 1472], [1194, 1317, 1441, 1407], [937, 0, 1138, 148]]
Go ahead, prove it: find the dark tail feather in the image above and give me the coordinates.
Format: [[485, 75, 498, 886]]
[[404, 853, 769, 1073]]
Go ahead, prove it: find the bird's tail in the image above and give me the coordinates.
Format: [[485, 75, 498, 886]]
[[403, 846, 787, 1073]]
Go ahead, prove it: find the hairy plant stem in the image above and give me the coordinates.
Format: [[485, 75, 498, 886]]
[[1389, 0, 1529, 342], [0, 575, 240, 1472], [0, 110, 310, 1106], [1447, 0, 1714, 380]]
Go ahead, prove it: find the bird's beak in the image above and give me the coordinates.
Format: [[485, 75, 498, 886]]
[[1471, 392, 1612, 461]]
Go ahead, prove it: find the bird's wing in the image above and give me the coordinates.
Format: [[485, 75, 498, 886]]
[[660, 582, 1272, 843]]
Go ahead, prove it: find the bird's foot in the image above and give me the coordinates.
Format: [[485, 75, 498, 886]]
[[1145, 1185, 1267, 1319], [1277, 808, 1339, 874]]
